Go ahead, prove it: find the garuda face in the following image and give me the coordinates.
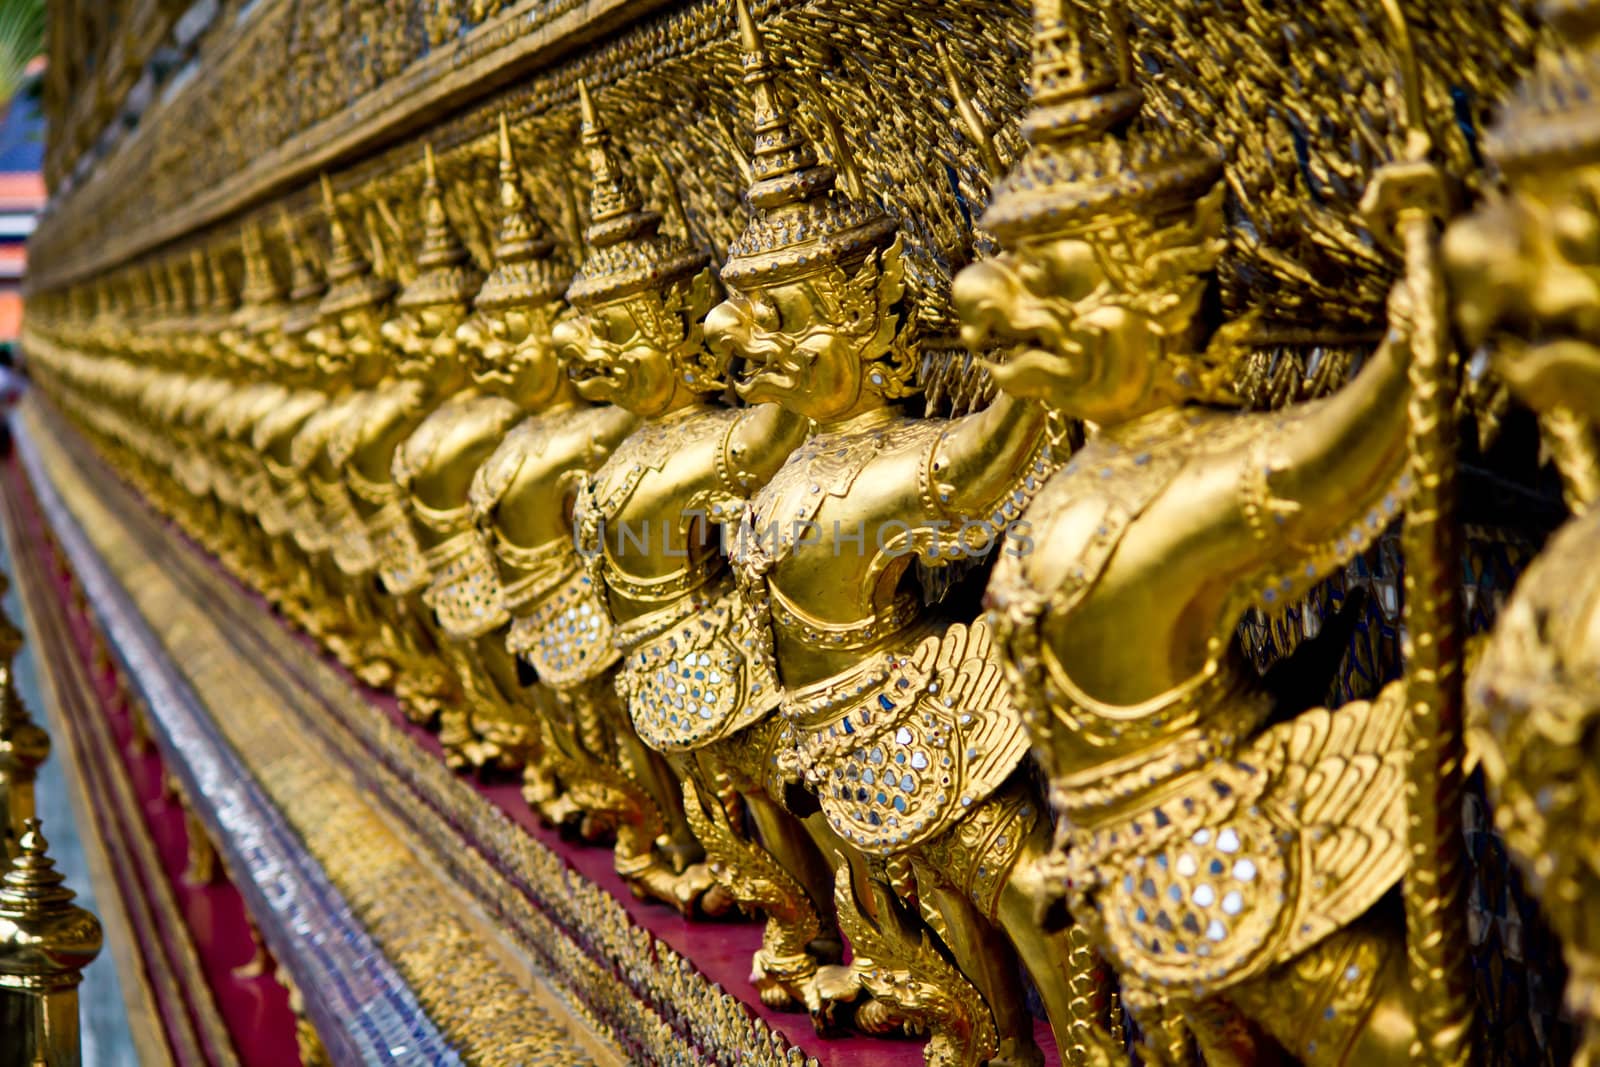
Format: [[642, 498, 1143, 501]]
[[556, 269, 717, 417], [710, 239, 909, 424], [1445, 169, 1600, 415], [463, 303, 565, 410], [384, 301, 470, 381], [957, 187, 1230, 424]]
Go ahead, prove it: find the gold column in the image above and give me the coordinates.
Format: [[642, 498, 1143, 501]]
[[0, 579, 47, 860], [0, 819, 103, 1067], [0, 687, 49, 862]]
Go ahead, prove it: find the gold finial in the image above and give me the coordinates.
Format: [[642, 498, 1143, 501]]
[[494, 112, 534, 230], [730, 0, 830, 211], [166, 257, 190, 315], [576, 78, 647, 232], [320, 173, 370, 284], [278, 207, 323, 303], [577, 77, 598, 134], [317, 175, 395, 316], [415, 143, 462, 267], [240, 221, 284, 307], [0, 817, 103, 987], [0, 815, 101, 1062], [734, 0, 760, 51], [1022, 0, 1140, 146], [208, 245, 233, 313], [397, 144, 481, 309], [476, 111, 567, 310], [981, 1, 1218, 243], [720, 0, 896, 285], [567, 78, 710, 306], [1, 820, 71, 907]]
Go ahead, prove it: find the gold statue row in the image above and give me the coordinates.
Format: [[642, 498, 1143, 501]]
[[21, 0, 1600, 1064]]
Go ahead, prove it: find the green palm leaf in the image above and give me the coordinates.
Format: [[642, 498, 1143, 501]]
[[0, 0, 43, 110]]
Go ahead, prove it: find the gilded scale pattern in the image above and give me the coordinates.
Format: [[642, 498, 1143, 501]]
[[17, 0, 1596, 1064]]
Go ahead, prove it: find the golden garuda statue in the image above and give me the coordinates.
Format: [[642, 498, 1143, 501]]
[[964, 0, 1531, 1063], [1455, 3, 1600, 1066], [474, 93, 722, 912], [701, 4, 1094, 1062]]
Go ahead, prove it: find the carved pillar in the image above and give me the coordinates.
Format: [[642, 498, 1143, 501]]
[[0, 820, 103, 1067]]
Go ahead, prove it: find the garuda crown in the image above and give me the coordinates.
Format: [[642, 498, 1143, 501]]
[[718, 0, 896, 287], [566, 79, 709, 307], [474, 114, 571, 311], [316, 174, 395, 318], [396, 144, 484, 311]]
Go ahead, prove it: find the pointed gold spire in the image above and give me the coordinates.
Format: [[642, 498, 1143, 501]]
[[239, 222, 284, 308], [567, 79, 709, 307], [981, 0, 1219, 243], [278, 208, 326, 340], [731, 0, 831, 211], [720, 0, 896, 286], [207, 245, 234, 313], [320, 173, 370, 285], [166, 257, 190, 315], [576, 78, 651, 244], [1, 822, 73, 913], [1021, 0, 1140, 146], [475, 112, 568, 310], [140, 265, 161, 319], [492, 112, 552, 261], [188, 248, 212, 314], [279, 207, 323, 304], [414, 143, 457, 269], [397, 142, 482, 309], [317, 174, 395, 317]]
